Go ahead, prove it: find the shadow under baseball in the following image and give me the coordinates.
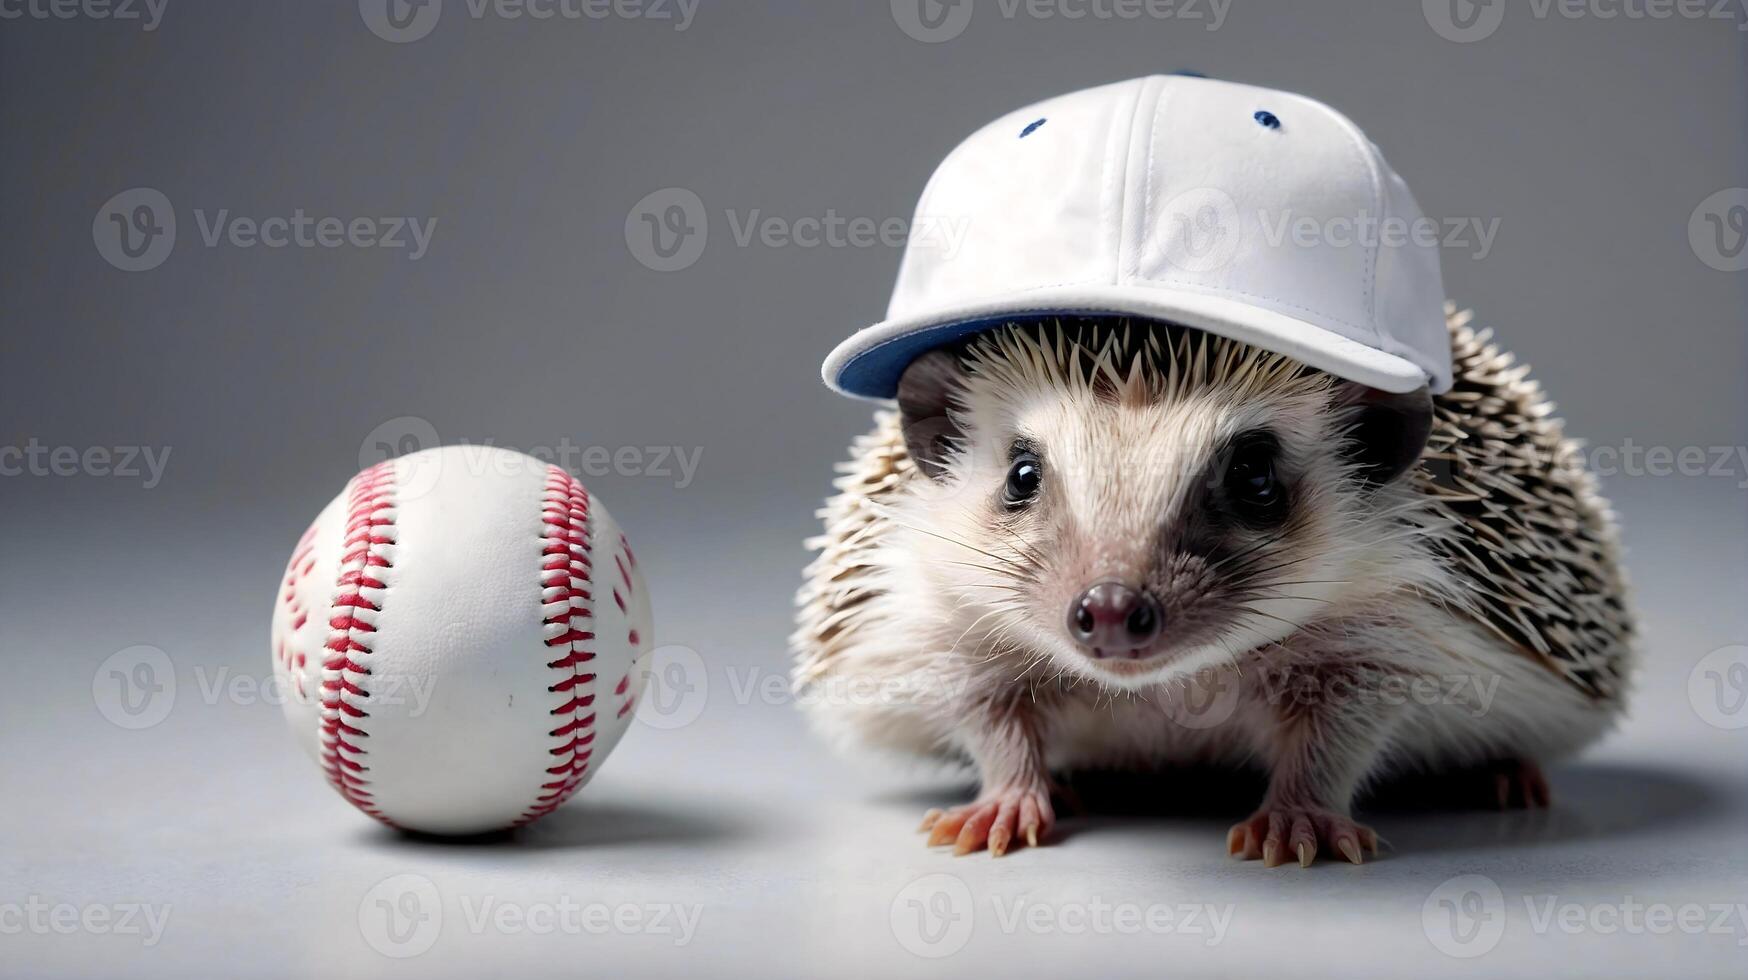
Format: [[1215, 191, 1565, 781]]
[[367, 796, 756, 852]]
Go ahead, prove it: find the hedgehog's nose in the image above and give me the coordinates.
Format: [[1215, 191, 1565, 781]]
[[1068, 581, 1163, 656]]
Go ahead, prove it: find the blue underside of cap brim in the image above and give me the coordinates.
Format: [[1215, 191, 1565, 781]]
[[831, 310, 1119, 401]]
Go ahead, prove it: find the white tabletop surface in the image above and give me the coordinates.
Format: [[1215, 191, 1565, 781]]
[[3, 481, 1744, 979]]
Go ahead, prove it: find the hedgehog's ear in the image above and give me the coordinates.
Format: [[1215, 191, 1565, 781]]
[[896, 349, 966, 481], [1337, 384, 1433, 487]]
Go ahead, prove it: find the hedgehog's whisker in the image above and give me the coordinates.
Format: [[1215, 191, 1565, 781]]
[[990, 521, 1049, 568], [1205, 530, 1287, 575], [1234, 603, 1306, 632], [1225, 550, 1319, 583], [1233, 588, 1334, 606], [871, 509, 1028, 571], [941, 559, 1032, 582]]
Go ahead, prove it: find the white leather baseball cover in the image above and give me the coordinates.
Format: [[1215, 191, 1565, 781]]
[[270, 445, 652, 834]]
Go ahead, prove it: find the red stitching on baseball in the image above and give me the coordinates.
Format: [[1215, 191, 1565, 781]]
[[517, 466, 599, 826], [614, 533, 641, 719], [317, 462, 398, 827], [278, 524, 318, 670]]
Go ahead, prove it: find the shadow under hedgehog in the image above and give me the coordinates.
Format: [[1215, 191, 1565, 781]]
[[791, 75, 1633, 866]]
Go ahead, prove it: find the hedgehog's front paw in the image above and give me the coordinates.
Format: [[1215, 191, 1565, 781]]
[[1227, 804, 1379, 867], [1483, 758, 1551, 810], [920, 784, 1055, 857]]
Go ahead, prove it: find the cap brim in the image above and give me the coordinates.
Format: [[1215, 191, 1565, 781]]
[[823, 285, 1431, 401]]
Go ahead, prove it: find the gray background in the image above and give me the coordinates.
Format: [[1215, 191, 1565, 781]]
[[2, 2, 1745, 978]]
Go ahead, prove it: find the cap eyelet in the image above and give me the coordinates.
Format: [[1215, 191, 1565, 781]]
[[1253, 109, 1281, 130], [1019, 117, 1047, 138]]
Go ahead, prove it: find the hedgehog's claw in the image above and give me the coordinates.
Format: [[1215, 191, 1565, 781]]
[[1228, 805, 1378, 868], [921, 785, 1054, 857], [1473, 758, 1552, 810]]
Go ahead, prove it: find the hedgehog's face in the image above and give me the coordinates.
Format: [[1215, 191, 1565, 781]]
[[895, 323, 1431, 692]]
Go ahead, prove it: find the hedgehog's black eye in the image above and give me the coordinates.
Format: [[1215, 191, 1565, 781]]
[[1222, 432, 1287, 526], [1003, 451, 1042, 509]]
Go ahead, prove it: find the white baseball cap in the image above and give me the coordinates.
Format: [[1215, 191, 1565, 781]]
[[823, 74, 1452, 400]]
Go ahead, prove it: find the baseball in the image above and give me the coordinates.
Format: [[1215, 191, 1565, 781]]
[[269, 445, 653, 834]]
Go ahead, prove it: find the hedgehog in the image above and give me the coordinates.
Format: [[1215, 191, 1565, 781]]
[[791, 306, 1633, 866]]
